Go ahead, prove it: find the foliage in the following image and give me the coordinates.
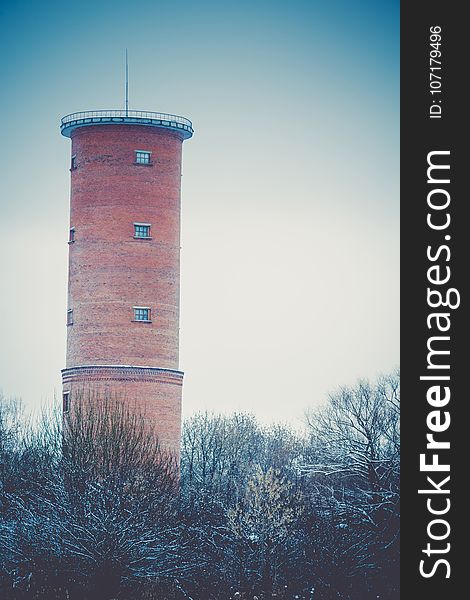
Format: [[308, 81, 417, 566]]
[[0, 373, 400, 599]]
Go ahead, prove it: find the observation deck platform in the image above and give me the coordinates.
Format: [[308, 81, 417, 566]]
[[60, 109, 194, 139]]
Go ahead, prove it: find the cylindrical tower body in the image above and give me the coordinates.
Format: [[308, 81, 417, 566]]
[[60, 111, 193, 457]]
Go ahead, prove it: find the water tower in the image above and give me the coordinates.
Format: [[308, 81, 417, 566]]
[[60, 106, 193, 458]]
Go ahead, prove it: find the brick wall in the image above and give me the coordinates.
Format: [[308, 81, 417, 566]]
[[63, 124, 185, 456], [62, 365, 182, 458]]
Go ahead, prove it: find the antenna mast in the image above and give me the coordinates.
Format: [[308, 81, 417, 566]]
[[125, 49, 129, 116]]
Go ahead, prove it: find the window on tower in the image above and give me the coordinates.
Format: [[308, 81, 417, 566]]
[[133, 307, 152, 322], [69, 227, 75, 243], [71, 155, 77, 170], [63, 391, 71, 413], [134, 223, 151, 239], [67, 309, 73, 326], [135, 150, 151, 164]]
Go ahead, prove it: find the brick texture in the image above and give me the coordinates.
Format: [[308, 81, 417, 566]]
[[62, 366, 183, 456], [62, 124, 186, 457]]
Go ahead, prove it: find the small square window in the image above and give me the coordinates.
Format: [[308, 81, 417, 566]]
[[134, 223, 151, 239], [63, 392, 71, 413], [71, 155, 77, 170], [67, 309, 73, 326], [69, 227, 75, 243], [133, 307, 151, 322], [135, 150, 151, 164]]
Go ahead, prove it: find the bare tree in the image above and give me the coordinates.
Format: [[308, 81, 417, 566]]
[[0, 392, 195, 600], [1, 374, 400, 600], [302, 373, 400, 597], [227, 466, 304, 594], [304, 373, 400, 506]]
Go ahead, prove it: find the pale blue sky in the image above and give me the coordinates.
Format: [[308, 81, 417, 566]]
[[0, 0, 399, 425]]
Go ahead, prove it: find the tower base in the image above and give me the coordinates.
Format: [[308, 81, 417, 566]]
[[61, 365, 183, 458]]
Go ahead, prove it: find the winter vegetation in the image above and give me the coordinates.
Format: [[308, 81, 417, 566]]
[[0, 372, 400, 600]]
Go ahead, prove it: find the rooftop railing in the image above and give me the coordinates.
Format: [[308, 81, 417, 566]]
[[60, 110, 193, 138]]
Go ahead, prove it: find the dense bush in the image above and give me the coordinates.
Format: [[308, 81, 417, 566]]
[[0, 373, 400, 599]]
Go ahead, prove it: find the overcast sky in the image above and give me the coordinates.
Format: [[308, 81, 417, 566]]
[[0, 0, 399, 427]]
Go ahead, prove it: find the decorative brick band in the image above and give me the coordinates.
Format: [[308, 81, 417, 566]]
[[62, 365, 184, 386]]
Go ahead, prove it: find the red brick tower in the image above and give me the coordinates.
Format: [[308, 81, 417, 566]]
[[60, 110, 193, 457]]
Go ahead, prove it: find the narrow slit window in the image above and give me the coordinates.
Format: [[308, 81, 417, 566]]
[[69, 227, 75, 243], [135, 150, 151, 164], [63, 392, 71, 413], [71, 155, 77, 170], [134, 223, 151, 239], [133, 307, 151, 322], [67, 309, 73, 326]]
